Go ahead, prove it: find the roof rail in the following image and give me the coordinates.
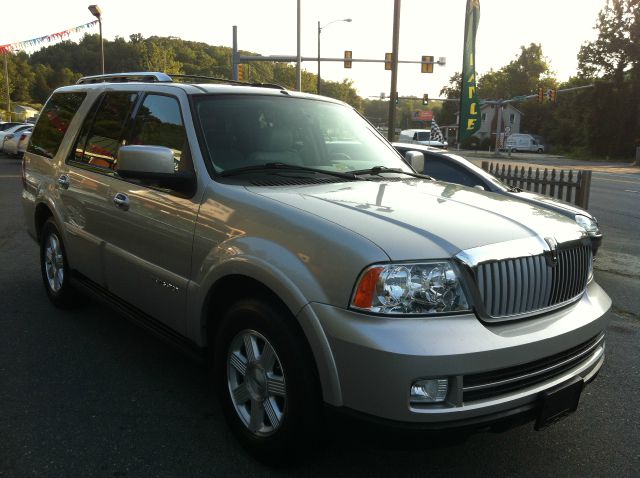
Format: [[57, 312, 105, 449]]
[[76, 72, 173, 85], [171, 74, 286, 90]]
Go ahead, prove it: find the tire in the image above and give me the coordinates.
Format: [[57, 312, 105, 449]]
[[537, 148, 544, 153], [40, 218, 77, 308], [213, 297, 322, 464]]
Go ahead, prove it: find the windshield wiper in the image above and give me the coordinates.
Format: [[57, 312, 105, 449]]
[[351, 166, 432, 180], [507, 186, 522, 192], [219, 162, 365, 181]]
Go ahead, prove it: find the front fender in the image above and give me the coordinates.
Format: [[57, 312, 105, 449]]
[[186, 237, 343, 404], [191, 236, 327, 325]]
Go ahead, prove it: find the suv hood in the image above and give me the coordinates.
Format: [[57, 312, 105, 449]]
[[248, 179, 585, 261]]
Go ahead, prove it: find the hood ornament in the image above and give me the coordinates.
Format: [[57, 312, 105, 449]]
[[544, 237, 559, 266]]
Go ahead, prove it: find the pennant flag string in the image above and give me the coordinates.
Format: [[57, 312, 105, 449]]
[[0, 20, 99, 54]]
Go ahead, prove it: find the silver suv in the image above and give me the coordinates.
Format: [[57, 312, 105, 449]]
[[22, 72, 611, 461]]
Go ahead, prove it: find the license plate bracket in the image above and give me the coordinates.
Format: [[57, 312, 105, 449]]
[[535, 377, 584, 430]]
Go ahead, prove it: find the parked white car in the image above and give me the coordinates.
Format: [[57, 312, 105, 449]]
[[2, 128, 32, 156], [0, 124, 32, 154]]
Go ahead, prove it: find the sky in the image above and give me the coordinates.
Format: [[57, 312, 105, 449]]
[[2, 0, 607, 99]]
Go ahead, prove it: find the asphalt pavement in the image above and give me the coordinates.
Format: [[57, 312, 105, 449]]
[[1, 153, 639, 477]]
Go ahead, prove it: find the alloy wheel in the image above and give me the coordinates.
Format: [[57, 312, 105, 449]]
[[227, 329, 287, 437], [44, 233, 65, 293]]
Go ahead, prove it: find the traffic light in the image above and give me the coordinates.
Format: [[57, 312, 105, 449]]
[[537, 86, 544, 103], [344, 50, 352, 69], [549, 89, 558, 103], [385, 53, 393, 70], [423, 93, 429, 105], [421, 55, 434, 73], [238, 64, 244, 81]]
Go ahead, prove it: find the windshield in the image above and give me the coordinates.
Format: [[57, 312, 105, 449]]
[[194, 95, 412, 176]]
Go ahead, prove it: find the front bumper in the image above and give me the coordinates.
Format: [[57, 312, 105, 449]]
[[299, 279, 611, 424]]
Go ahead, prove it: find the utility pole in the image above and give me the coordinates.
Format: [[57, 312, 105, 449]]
[[387, 0, 401, 142], [232, 26, 239, 81], [296, 0, 301, 91], [3, 53, 10, 122], [496, 104, 503, 152]]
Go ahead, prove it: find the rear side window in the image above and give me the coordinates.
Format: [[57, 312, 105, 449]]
[[70, 92, 138, 171], [27, 92, 86, 159]]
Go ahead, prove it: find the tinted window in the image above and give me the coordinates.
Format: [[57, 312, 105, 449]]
[[71, 92, 137, 170], [129, 94, 190, 172], [425, 157, 485, 188], [27, 92, 86, 159]]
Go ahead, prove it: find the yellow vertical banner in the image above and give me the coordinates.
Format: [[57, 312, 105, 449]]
[[459, 0, 481, 141]]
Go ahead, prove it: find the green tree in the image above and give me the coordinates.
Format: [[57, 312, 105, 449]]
[[578, 0, 639, 158], [319, 79, 362, 109], [478, 43, 554, 99], [439, 72, 461, 126], [136, 38, 182, 74], [578, 0, 637, 83]]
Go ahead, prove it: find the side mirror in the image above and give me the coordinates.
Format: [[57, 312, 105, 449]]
[[474, 185, 486, 191], [117, 145, 175, 175], [117, 145, 195, 194], [404, 151, 425, 173]]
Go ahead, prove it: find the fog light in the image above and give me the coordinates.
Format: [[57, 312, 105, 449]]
[[410, 378, 448, 403]]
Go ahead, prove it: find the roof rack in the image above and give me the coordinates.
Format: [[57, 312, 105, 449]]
[[76, 72, 173, 85], [75, 71, 287, 90], [170, 74, 286, 90]]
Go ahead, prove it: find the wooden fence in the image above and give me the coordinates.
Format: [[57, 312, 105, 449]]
[[481, 161, 592, 209]]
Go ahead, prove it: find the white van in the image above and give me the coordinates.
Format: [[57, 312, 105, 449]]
[[505, 133, 544, 153]]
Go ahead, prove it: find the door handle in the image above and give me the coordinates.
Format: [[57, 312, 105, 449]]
[[112, 192, 130, 210], [57, 174, 70, 189]]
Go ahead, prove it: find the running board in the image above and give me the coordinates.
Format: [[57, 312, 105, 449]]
[[71, 272, 205, 364]]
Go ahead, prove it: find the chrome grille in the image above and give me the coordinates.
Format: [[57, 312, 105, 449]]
[[475, 244, 592, 319]]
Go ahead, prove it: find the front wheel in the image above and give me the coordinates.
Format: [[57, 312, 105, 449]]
[[40, 218, 76, 308], [214, 298, 322, 463]]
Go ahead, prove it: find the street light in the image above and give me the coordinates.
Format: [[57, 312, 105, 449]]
[[88, 4, 104, 74], [317, 18, 351, 95]]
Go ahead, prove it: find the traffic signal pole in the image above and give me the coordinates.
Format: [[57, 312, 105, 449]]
[[387, 0, 401, 142]]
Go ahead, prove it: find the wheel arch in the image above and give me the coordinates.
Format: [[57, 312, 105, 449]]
[[199, 272, 339, 405], [34, 202, 54, 242]]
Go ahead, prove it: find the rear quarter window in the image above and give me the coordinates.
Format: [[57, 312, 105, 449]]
[[27, 92, 86, 159]]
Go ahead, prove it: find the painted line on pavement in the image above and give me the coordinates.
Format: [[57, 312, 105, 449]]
[[592, 176, 640, 185], [624, 189, 639, 194]]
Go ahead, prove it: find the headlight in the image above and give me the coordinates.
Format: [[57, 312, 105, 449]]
[[575, 214, 599, 235], [351, 262, 470, 315]]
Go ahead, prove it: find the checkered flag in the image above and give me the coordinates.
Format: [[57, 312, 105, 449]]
[[430, 119, 445, 143]]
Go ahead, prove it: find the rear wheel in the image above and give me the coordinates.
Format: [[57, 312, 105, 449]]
[[214, 297, 322, 463], [40, 218, 76, 308]]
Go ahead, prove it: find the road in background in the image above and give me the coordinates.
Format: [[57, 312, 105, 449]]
[[1, 153, 638, 476]]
